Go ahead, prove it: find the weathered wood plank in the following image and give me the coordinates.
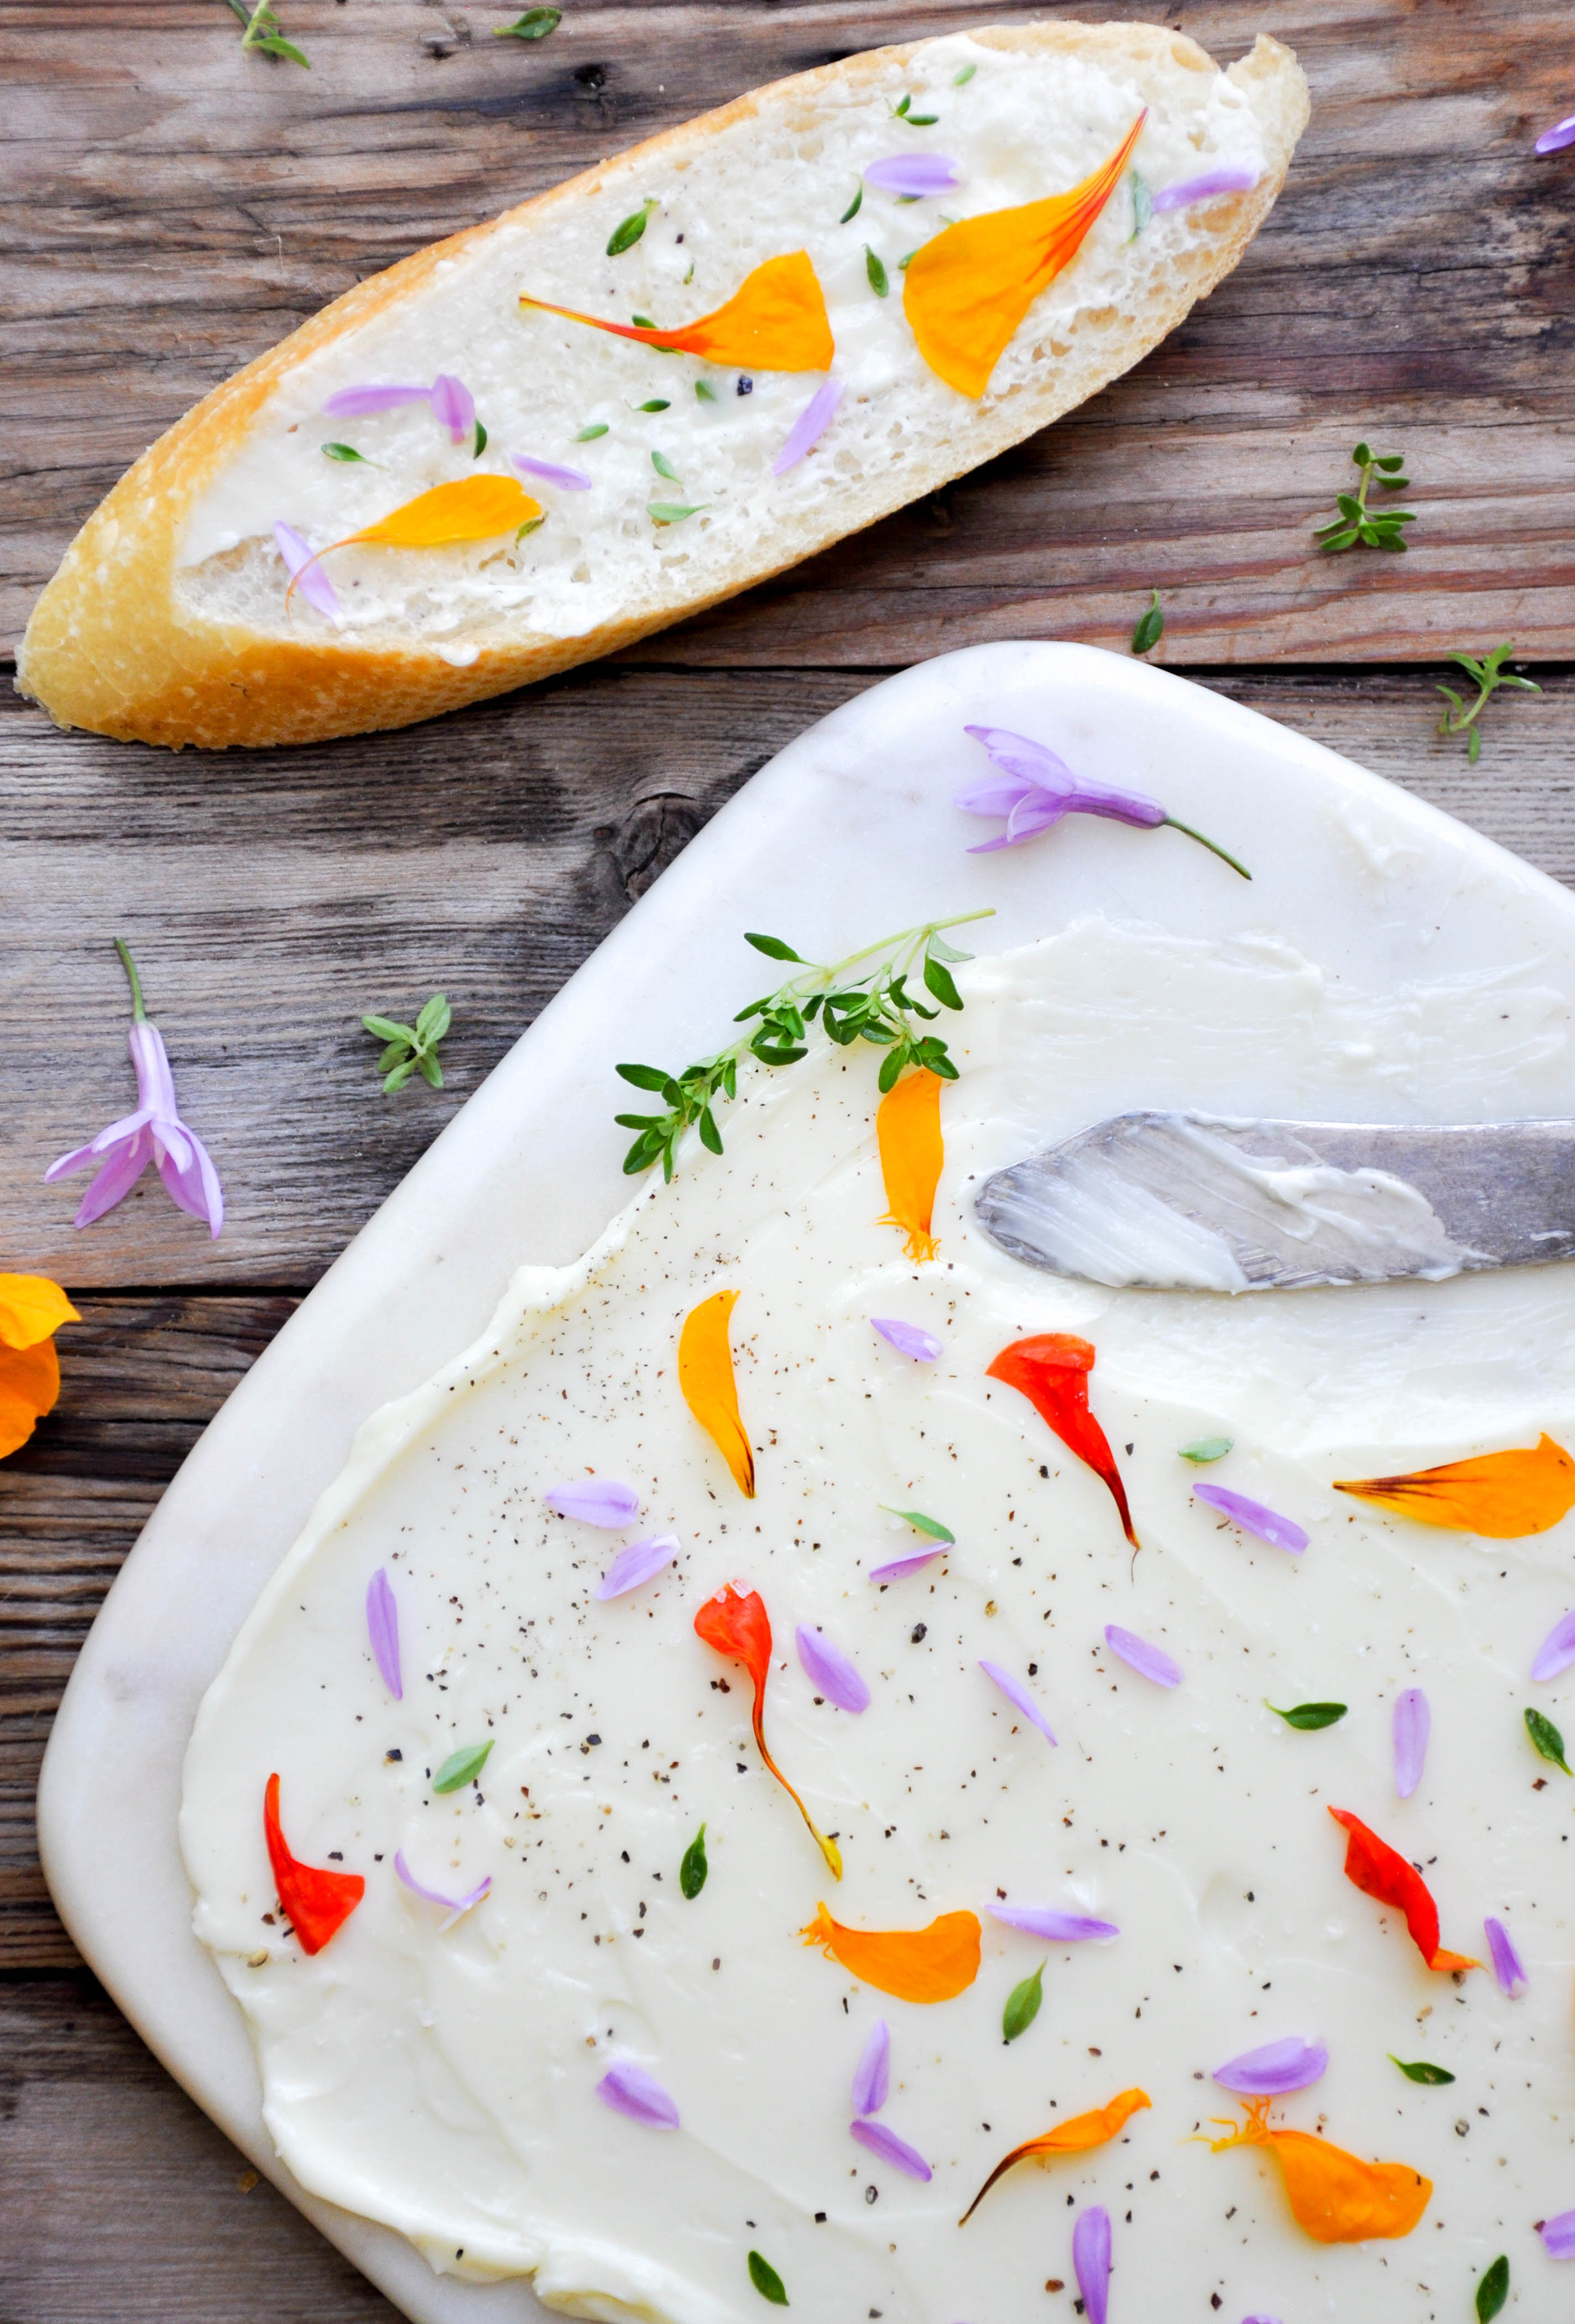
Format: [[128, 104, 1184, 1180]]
[[3, 0, 1573, 664]]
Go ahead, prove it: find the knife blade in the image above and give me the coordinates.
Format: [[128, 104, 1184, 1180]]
[[974, 1111, 1575, 1291]]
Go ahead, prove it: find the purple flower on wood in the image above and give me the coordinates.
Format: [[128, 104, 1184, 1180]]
[[1072, 2206, 1112, 2324], [872, 1315, 944, 1361], [957, 726, 1248, 877], [1532, 1608, 1575, 1681], [853, 2020, 890, 2116], [394, 1849, 491, 1927], [366, 1568, 401, 1698], [979, 1659, 1056, 1745], [1151, 166, 1259, 211], [513, 453, 593, 490], [1193, 1482, 1307, 1554], [869, 1549, 946, 1583], [321, 383, 433, 417], [596, 1533, 679, 1600], [1538, 2209, 1575, 2258], [597, 2060, 681, 2129], [1393, 1688, 1429, 1799], [45, 941, 224, 1237], [1536, 114, 1575, 155], [544, 1478, 640, 1527], [273, 520, 341, 621], [1213, 2036, 1328, 2096], [850, 2117, 932, 2180], [864, 154, 962, 196], [990, 1903, 1118, 1942], [797, 1624, 870, 1713], [429, 372, 475, 442], [1485, 1916, 1528, 1998], [773, 378, 843, 477], [1104, 1625, 1181, 1688]]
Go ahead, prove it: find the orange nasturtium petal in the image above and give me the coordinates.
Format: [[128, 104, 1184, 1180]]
[[903, 113, 1146, 397], [1207, 2097, 1431, 2243], [877, 1068, 944, 1262], [801, 1902, 981, 2002], [695, 1583, 842, 1878], [0, 1338, 60, 1461], [986, 1333, 1138, 1549], [1328, 1807, 1479, 1974], [286, 477, 541, 604], [960, 2088, 1152, 2223], [262, 1772, 365, 1956], [679, 1288, 755, 1496], [521, 252, 834, 374], [1333, 1434, 1575, 1538], [0, 1274, 79, 1351]]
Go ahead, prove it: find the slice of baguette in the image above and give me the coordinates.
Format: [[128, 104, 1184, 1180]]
[[17, 21, 1308, 751]]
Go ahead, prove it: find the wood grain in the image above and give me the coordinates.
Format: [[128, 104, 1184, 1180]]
[[4, 0, 1574, 666]]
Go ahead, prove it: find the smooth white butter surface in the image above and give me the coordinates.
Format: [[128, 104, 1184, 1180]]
[[182, 923, 1575, 2321]]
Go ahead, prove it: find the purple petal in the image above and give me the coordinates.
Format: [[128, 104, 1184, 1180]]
[[274, 520, 342, 622], [1063, 778, 1167, 830], [797, 1624, 870, 1714], [1151, 166, 1259, 212], [1485, 1916, 1528, 1999], [1393, 1688, 1430, 1800], [1193, 1482, 1308, 1555], [155, 1120, 225, 1238], [1537, 114, 1575, 155], [1072, 2206, 1112, 2324], [513, 453, 593, 490], [367, 1568, 401, 1698], [130, 1021, 178, 1116], [990, 1903, 1119, 1943], [70, 1125, 155, 1228], [852, 2020, 890, 2116], [1004, 790, 1072, 842], [850, 2118, 932, 2180], [429, 372, 476, 443], [872, 1316, 944, 1362], [1532, 1608, 1575, 1681], [596, 1533, 679, 1600], [1104, 1625, 1181, 1689], [544, 1478, 640, 1527], [597, 2060, 680, 2129], [43, 1141, 106, 1183], [963, 725, 1079, 793], [1538, 2209, 1575, 2257], [863, 154, 962, 197], [1242, 2316, 1285, 2323], [394, 1849, 491, 1925], [1213, 2036, 1328, 2096], [321, 383, 433, 417], [869, 1549, 946, 1583], [772, 378, 844, 477], [953, 776, 1044, 818], [979, 1660, 1056, 1745]]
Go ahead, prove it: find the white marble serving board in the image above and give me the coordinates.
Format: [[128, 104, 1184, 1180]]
[[38, 641, 1575, 2322]]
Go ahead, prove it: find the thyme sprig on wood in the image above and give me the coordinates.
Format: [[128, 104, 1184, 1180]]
[[225, 0, 308, 66], [1436, 640, 1541, 763], [1314, 440, 1414, 552], [614, 911, 994, 1178]]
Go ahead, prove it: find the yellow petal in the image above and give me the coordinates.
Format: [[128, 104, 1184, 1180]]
[[678, 1289, 755, 1496], [801, 1903, 981, 2002], [348, 476, 541, 550], [877, 1068, 943, 1262], [903, 114, 1145, 397], [0, 1338, 60, 1460], [1333, 1434, 1575, 1538], [0, 1273, 79, 1351], [521, 252, 834, 374]]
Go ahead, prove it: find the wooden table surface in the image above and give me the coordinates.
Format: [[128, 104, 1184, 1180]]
[[4, 1, 1575, 2315]]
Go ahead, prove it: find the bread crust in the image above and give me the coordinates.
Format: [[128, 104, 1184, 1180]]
[[15, 22, 1308, 751]]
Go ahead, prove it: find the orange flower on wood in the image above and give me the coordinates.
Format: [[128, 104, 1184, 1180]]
[[986, 1333, 1137, 1548], [263, 1773, 364, 1956], [0, 1274, 79, 1461], [1333, 1434, 1575, 1538], [679, 1288, 754, 1495], [877, 1068, 943, 1261], [800, 1902, 980, 2001], [1207, 2097, 1431, 2242], [695, 1583, 841, 1878], [1328, 1807, 1478, 1973], [960, 2088, 1152, 2223], [521, 252, 834, 373]]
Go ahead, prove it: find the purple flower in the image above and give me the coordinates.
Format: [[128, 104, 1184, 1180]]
[[1193, 1482, 1307, 1555], [979, 1659, 1056, 1745], [366, 1568, 401, 1698], [45, 941, 223, 1238], [850, 2117, 932, 2180], [872, 1315, 944, 1361], [429, 372, 475, 443], [544, 1478, 640, 1527], [864, 154, 962, 197], [273, 520, 341, 621], [989, 1903, 1118, 1943], [869, 1549, 946, 1583], [797, 1624, 870, 1713], [394, 1849, 491, 1926], [1536, 114, 1575, 155], [853, 2021, 890, 2116], [1104, 1625, 1181, 1689], [773, 379, 843, 477], [1151, 166, 1259, 211], [1072, 2206, 1112, 2324], [957, 726, 1249, 877], [513, 453, 593, 491], [1532, 1608, 1575, 1681], [597, 2060, 680, 2129], [321, 382, 434, 417], [1485, 1916, 1528, 1999], [1393, 1688, 1429, 1799], [1241, 2316, 1285, 2323], [1213, 2036, 1328, 2096], [596, 1533, 679, 1600], [1538, 2209, 1575, 2258]]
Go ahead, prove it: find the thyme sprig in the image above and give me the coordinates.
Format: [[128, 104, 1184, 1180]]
[[1315, 440, 1414, 552], [363, 994, 451, 1094], [614, 911, 994, 1179], [225, 0, 309, 66], [1436, 640, 1541, 764]]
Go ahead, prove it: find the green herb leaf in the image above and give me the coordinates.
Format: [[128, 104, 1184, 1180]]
[[879, 1505, 955, 1544], [680, 1822, 708, 1898], [1476, 2255, 1509, 2322], [607, 200, 656, 258], [744, 933, 803, 962], [322, 441, 376, 464], [473, 419, 488, 458], [617, 1061, 674, 1091], [865, 246, 889, 297], [363, 993, 451, 1095], [1315, 440, 1416, 557], [496, 5, 561, 34], [922, 951, 962, 1010], [893, 93, 911, 117], [898, 249, 918, 271], [1131, 587, 1164, 655], [904, 111, 940, 127], [695, 379, 717, 401], [1179, 1436, 1233, 1464], [648, 502, 706, 525], [1128, 168, 1152, 241], [632, 312, 656, 329], [1389, 2055, 1455, 2085], [1437, 640, 1542, 761], [748, 2251, 789, 2306], [651, 449, 682, 483], [432, 1740, 493, 1793], [362, 1015, 410, 1043], [575, 422, 609, 440], [953, 60, 977, 84], [515, 513, 546, 541], [1266, 1701, 1348, 1730], [1002, 1960, 1045, 2043], [1526, 1705, 1572, 1774], [631, 398, 670, 412], [841, 184, 864, 224]]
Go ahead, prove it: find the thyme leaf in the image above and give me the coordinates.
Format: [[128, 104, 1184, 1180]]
[[432, 1740, 492, 1793], [1526, 1705, 1572, 1775], [607, 199, 656, 258], [648, 501, 706, 525], [321, 441, 377, 465], [1437, 640, 1541, 764], [1389, 2055, 1455, 2085], [1266, 1700, 1347, 1730], [1476, 2256, 1509, 2322], [651, 449, 681, 482], [495, 5, 561, 34], [865, 246, 889, 297], [1314, 439, 1415, 553], [748, 2251, 789, 2306], [953, 61, 977, 85], [841, 184, 864, 224], [1131, 588, 1164, 655], [226, 0, 309, 65], [1002, 1961, 1045, 2042], [680, 1823, 708, 1898], [575, 422, 609, 440]]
